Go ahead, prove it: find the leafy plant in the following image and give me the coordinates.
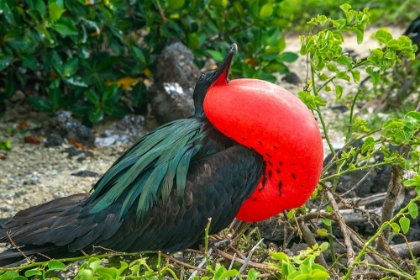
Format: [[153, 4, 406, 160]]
[[270, 243, 330, 280], [0, 0, 296, 124]]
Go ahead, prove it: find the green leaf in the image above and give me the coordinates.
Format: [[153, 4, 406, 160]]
[[340, 3, 352, 13], [18, 53, 39, 70], [335, 84, 343, 100], [374, 29, 393, 44], [366, 67, 379, 86], [298, 91, 326, 110], [270, 251, 289, 262], [210, 0, 227, 7], [219, 270, 240, 279], [62, 57, 79, 76], [52, 17, 78, 36], [361, 137, 374, 154], [206, 50, 224, 62], [49, 1, 66, 22], [399, 217, 410, 234], [351, 70, 360, 83], [84, 89, 100, 105], [409, 203, 419, 219], [188, 33, 200, 49], [132, 81, 147, 107], [278, 52, 298, 63], [88, 257, 102, 272], [0, 54, 13, 71], [52, 51, 63, 76], [0, 140, 11, 151], [0, 2, 16, 25], [27, 97, 53, 112], [103, 84, 119, 103], [336, 71, 350, 81], [320, 242, 329, 251], [0, 271, 21, 279], [25, 268, 42, 277], [259, 3, 273, 19], [247, 269, 260, 280], [166, 0, 185, 11], [321, 218, 331, 227], [130, 46, 146, 64], [311, 270, 330, 279], [336, 55, 352, 69], [88, 107, 104, 123], [35, 0, 46, 17], [49, 88, 62, 110], [390, 222, 400, 234], [47, 260, 67, 271]]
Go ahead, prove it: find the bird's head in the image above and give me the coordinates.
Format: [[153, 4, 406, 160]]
[[193, 44, 237, 117]]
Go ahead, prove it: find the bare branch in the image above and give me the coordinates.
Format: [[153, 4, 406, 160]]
[[327, 191, 355, 268]]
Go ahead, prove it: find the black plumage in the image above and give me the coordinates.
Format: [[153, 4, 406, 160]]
[[0, 44, 264, 266]]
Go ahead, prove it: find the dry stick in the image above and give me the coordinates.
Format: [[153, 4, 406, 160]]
[[6, 231, 31, 264], [230, 246, 247, 260], [160, 252, 207, 273], [377, 165, 403, 252], [187, 239, 230, 280], [296, 211, 336, 223], [378, 234, 411, 273], [228, 253, 237, 270], [234, 239, 265, 280], [295, 220, 329, 269], [327, 191, 355, 268], [347, 228, 394, 270], [215, 248, 276, 272], [230, 221, 252, 246], [340, 168, 375, 197]]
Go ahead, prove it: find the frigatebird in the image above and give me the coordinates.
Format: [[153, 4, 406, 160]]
[[0, 43, 323, 266]]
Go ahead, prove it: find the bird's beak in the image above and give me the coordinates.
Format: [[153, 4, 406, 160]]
[[211, 43, 237, 86]]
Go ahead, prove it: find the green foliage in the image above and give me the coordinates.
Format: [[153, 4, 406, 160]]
[[0, 0, 296, 123], [270, 243, 330, 280], [277, 0, 419, 31], [297, 4, 420, 279]]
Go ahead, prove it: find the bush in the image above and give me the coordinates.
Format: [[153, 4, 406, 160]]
[[0, 0, 297, 124]]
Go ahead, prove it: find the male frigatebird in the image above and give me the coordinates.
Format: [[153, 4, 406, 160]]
[[0, 44, 323, 266]]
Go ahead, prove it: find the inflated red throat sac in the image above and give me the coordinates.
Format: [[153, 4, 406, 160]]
[[204, 78, 324, 222]]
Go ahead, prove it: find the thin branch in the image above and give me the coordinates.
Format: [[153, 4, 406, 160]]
[[234, 239, 265, 280], [215, 249, 276, 272], [340, 168, 375, 197], [327, 191, 355, 268], [6, 231, 31, 264], [160, 252, 207, 273]]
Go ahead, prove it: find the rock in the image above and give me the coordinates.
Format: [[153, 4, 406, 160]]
[[148, 42, 200, 124], [95, 114, 146, 147], [71, 170, 99, 177], [62, 146, 93, 159], [253, 217, 287, 242], [45, 134, 64, 147], [323, 142, 399, 197], [281, 72, 301, 85], [43, 111, 95, 147]]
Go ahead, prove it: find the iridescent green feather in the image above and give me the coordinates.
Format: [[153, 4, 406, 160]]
[[89, 119, 208, 222]]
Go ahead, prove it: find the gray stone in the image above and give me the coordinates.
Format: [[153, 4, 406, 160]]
[[148, 42, 200, 124]]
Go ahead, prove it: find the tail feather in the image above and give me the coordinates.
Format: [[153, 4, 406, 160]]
[[0, 193, 90, 266]]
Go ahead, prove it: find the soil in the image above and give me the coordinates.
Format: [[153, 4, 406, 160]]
[[0, 26, 406, 254]]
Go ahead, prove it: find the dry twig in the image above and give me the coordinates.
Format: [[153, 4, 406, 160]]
[[327, 191, 355, 268], [6, 231, 31, 264]]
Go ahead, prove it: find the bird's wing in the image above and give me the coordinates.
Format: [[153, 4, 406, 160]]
[[87, 118, 230, 222]]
